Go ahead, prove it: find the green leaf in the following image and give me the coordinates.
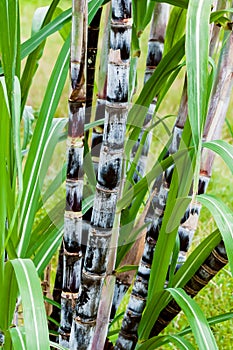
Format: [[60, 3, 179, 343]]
[[53, 7, 71, 40], [0, 0, 20, 97], [115, 265, 138, 274], [210, 9, 233, 24], [226, 119, 233, 138], [186, 0, 212, 149], [164, 6, 186, 56], [173, 229, 221, 287], [20, 8, 71, 60], [140, 229, 222, 340], [50, 341, 69, 350], [197, 194, 233, 274], [21, 0, 62, 112], [11, 259, 50, 350], [8, 77, 22, 232], [137, 334, 195, 350], [0, 263, 18, 331], [18, 39, 69, 257], [0, 79, 9, 268], [10, 327, 26, 350], [44, 296, 61, 310], [203, 140, 233, 174], [178, 312, 233, 338], [88, 0, 107, 24], [22, 106, 34, 152], [153, 0, 188, 9], [167, 288, 218, 350], [34, 227, 63, 276], [125, 36, 185, 159]]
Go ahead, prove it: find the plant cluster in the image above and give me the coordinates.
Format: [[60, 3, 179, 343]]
[[0, 0, 233, 349]]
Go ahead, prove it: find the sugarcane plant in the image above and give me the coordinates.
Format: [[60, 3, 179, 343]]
[[1, 0, 233, 349]]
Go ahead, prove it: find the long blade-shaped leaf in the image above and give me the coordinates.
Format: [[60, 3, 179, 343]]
[[18, 39, 69, 257], [186, 0, 212, 149], [34, 227, 63, 276], [167, 288, 218, 350], [0, 79, 9, 275], [0, 263, 18, 331], [18, 2, 103, 64], [21, 0, 61, 111], [197, 194, 233, 274], [153, 0, 188, 9], [137, 334, 195, 350], [20, 8, 71, 60], [11, 259, 50, 350], [203, 140, 233, 174], [10, 327, 26, 350], [0, 0, 19, 97]]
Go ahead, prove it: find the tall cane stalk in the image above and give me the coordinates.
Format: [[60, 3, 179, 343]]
[[150, 23, 233, 338], [175, 18, 233, 272], [131, 3, 170, 183], [111, 3, 170, 321], [114, 77, 188, 349], [150, 240, 228, 336], [69, 1, 132, 348], [91, 3, 111, 173], [59, 0, 87, 347]]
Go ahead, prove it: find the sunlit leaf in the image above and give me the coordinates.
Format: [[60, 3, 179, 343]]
[[167, 288, 218, 350], [197, 194, 233, 274]]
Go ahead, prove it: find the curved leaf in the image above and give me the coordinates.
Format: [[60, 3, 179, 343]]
[[21, 0, 62, 111], [20, 8, 71, 60], [197, 194, 233, 275], [88, 0, 106, 23], [153, 0, 188, 9], [18, 39, 69, 257], [167, 288, 218, 350], [203, 140, 233, 174], [10, 327, 26, 350], [11, 259, 50, 350], [137, 334, 195, 350], [34, 227, 63, 276]]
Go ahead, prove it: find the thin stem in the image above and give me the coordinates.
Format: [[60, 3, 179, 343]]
[[59, 1, 87, 347]]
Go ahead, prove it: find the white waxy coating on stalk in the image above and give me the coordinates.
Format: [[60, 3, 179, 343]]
[[64, 216, 82, 249], [69, 1, 132, 348], [107, 61, 129, 102], [91, 186, 118, 227], [110, 23, 131, 57], [104, 103, 128, 147], [71, 1, 85, 88]]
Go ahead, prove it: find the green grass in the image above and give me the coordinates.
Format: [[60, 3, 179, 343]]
[[20, 1, 233, 349]]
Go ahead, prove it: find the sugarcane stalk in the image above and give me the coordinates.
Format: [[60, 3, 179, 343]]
[[176, 24, 233, 270], [149, 25, 233, 338], [59, 1, 87, 347], [209, 0, 227, 57], [86, 8, 102, 112], [150, 240, 228, 336], [110, 3, 170, 321], [131, 3, 170, 184], [114, 76, 188, 349], [91, 3, 111, 172], [69, 1, 132, 348]]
